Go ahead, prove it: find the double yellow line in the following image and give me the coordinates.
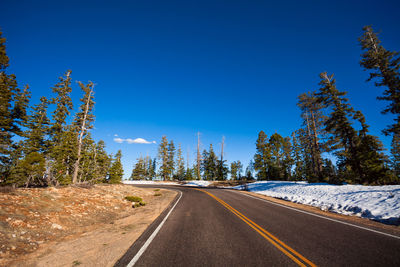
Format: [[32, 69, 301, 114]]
[[197, 189, 316, 267]]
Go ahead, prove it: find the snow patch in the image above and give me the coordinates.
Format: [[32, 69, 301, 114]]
[[232, 181, 400, 224], [182, 181, 212, 187], [123, 180, 179, 185]]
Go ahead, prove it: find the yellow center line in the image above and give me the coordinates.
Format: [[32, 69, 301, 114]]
[[196, 189, 317, 267]]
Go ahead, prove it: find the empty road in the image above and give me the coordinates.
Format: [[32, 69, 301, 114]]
[[116, 186, 400, 267]]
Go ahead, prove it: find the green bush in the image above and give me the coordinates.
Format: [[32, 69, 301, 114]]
[[154, 189, 160, 191], [154, 193, 162, 196], [124, 196, 143, 202], [133, 201, 146, 208]]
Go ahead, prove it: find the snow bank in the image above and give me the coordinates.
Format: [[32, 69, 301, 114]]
[[233, 181, 400, 224], [182, 181, 212, 187], [123, 180, 179, 185]]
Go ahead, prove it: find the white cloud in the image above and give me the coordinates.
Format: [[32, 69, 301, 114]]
[[113, 137, 156, 144], [113, 137, 124, 143], [114, 134, 118, 137]]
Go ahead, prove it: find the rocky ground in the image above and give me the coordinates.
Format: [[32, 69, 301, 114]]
[[0, 184, 177, 266]]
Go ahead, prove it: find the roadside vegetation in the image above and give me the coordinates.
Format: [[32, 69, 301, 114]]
[[0, 31, 123, 188]]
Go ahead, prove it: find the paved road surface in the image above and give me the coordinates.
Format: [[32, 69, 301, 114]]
[[116, 186, 400, 267]]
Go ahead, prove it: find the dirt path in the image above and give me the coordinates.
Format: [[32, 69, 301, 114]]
[[0, 184, 177, 267]]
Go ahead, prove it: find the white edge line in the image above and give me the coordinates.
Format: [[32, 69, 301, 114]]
[[127, 190, 183, 267], [231, 190, 400, 240]]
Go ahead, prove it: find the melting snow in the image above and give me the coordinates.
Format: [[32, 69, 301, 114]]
[[182, 181, 212, 187], [232, 181, 400, 224]]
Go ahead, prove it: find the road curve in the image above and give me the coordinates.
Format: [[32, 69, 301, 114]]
[[116, 185, 400, 267]]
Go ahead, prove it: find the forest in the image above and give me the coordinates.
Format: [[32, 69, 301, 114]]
[[1, 26, 400, 187]]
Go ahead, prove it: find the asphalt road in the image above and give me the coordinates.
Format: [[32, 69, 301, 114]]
[[116, 186, 400, 267]]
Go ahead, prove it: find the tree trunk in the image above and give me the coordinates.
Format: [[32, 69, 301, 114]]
[[72, 87, 93, 184]]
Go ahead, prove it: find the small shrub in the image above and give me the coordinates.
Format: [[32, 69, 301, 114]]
[[154, 189, 160, 191], [125, 196, 142, 202], [133, 201, 146, 208], [72, 260, 82, 266], [154, 193, 162, 196]]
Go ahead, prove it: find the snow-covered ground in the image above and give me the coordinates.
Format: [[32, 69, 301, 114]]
[[232, 181, 400, 225], [123, 180, 180, 185], [182, 181, 212, 187]]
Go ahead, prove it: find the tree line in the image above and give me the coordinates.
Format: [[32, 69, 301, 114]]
[[0, 31, 123, 187], [130, 135, 253, 181]]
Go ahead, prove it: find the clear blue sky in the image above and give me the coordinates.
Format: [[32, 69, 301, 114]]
[[1, 0, 400, 179]]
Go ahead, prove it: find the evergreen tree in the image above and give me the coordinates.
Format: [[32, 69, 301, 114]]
[[78, 133, 96, 183], [244, 160, 255, 180], [167, 140, 176, 179], [72, 81, 95, 184], [297, 92, 326, 181], [254, 131, 270, 180], [95, 140, 111, 182], [47, 71, 73, 185], [158, 136, 169, 180], [291, 131, 305, 181], [230, 161, 238, 180], [9, 152, 45, 187], [51, 125, 77, 185], [216, 159, 229, 180], [23, 97, 50, 156], [268, 133, 285, 179], [359, 26, 400, 136], [109, 150, 123, 183], [150, 158, 156, 180], [185, 166, 194, 180], [316, 72, 389, 184], [176, 144, 186, 180], [202, 144, 218, 180], [130, 156, 146, 180], [0, 31, 30, 180], [391, 133, 400, 178], [282, 137, 293, 180]]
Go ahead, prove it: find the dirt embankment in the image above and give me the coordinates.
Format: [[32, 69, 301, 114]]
[[0, 184, 177, 267]]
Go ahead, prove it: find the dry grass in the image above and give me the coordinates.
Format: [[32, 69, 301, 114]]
[[0, 184, 162, 265]]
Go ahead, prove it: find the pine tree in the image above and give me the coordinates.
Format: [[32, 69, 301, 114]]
[[176, 144, 185, 180], [72, 81, 95, 184], [158, 136, 169, 180], [0, 31, 30, 180], [47, 71, 74, 185], [202, 144, 218, 180], [78, 133, 96, 183], [9, 152, 45, 187], [230, 162, 238, 180], [50, 70, 73, 140], [23, 97, 50, 156], [254, 131, 269, 180], [185, 166, 194, 180], [244, 160, 255, 181], [316, 72, 389, 184], [359, 26, 400, 136], [297, 92, 326, 180], [95, 140, 111, 182], [150, 158, 156, 180], [167, 140, 176, 179], [51, 125, 77, 185], [109, 150, 123, 183], [130, 156, 146, 180], [216, 159, 229, 181], [291, 131, 304, 181]]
